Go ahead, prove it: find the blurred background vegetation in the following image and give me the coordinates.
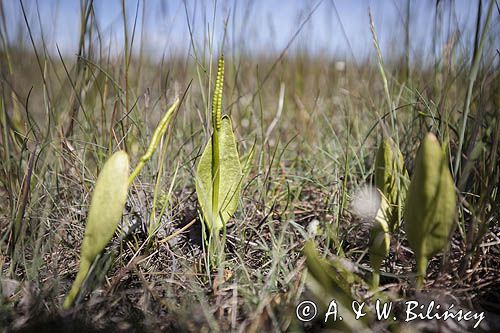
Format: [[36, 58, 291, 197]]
[[0, 0, 498, 331]]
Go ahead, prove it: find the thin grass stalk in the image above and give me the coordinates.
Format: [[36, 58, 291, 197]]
[[368, 9, 400, 137], [183, 1, 208, 132], [369, 9, 406, 231], [65, 0, 92, 137], [0, 2, 24, 151], [149, 134, 178, 242], [453, 0, 494, 178], [0, 97, 12, 209], [404, 0, 411, 82], [121, 0, 130, 117]]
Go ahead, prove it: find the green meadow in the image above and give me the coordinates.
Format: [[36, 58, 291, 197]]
[[0, 1, 498, 332]]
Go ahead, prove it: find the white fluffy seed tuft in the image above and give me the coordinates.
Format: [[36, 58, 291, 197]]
[[350, 185, 381, 221]]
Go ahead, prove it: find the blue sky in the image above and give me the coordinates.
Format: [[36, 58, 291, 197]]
[[2, 0, 496, 62]]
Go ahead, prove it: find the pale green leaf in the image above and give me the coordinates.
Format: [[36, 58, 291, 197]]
[[196, 116, 243, 232], [404, 133, 456, 288], [64, 150, 129, 308]]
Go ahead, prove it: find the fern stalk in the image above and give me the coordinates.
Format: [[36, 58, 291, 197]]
[[416, 255, 428, 290], [128, 98, 180, 185], [211, 56, 224, 227]]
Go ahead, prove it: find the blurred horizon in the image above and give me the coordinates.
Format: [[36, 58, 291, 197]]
[[1, 0, 498, 64]]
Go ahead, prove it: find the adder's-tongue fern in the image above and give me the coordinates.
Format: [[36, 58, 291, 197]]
[[196, 55, 244, 235]]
